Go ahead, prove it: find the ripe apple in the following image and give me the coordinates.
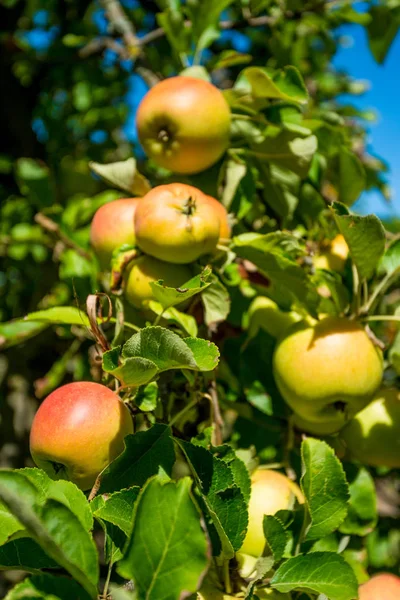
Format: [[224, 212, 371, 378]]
[[204, 194, 231, 244], [136, 76, 231, 174], [30, 382, 133, 491], [246, 296, 301, 340], [292, 413, 346, 436], [340, 388, 400, 468], [359, 573, 400, 600], [124, 254, 192, 310], [239, 469, 304, 557], [314, 234, 349, 272], [273, 317, 383, 431], [134, 183, 221, 264], [90, 197, 140, 268]]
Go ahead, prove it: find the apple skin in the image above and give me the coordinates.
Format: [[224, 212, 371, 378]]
[[124, 255, 192, 310], [90, 197, 140, 268], [136, 76, 231, 174], [30, 382, 133, 491], [239, 469, 304, 557], [359, 573, 400, 600], [292, 413, 346, 436], [134, 183, 221, 264], [340, 388, 400, 468], [204, 195, 231, 244], [314, 234, 349, 272], [273, 317, 383, 431], [246, 297, 301, 340]]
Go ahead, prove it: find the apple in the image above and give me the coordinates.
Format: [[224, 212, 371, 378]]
[[314, 234, 349, 272], [292, 413, 346, 436], [90, 197, 140, 268], [359, 573, 400, 600], [246, 296, 301, 340], [124, 254, 192, 310], [30, 382, 133, 491], [136, 76, 231, 174], [340, 388, 400, 468], [134, 183, 222, 264], [204, 194, 231, 244], [239, 469, 304, 557], [273, 317, 383, 431]]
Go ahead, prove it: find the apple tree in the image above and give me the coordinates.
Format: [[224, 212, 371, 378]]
[[1, 1, 400, 599]]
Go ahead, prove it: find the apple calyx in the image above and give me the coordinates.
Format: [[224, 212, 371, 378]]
[[157, 128, 170, 143]]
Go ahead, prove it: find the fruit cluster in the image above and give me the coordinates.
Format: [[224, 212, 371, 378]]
[[27, 75, 400, 600]]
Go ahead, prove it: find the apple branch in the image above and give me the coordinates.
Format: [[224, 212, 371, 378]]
[[100, 0, 138, 53]]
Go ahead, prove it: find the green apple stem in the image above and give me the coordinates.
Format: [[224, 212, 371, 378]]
[[102, 561, 113, 599], [169, 397, 198, 427], [362, 265, 400, 315], [362, 315, 400, 323], [223, 559, 232, 594]]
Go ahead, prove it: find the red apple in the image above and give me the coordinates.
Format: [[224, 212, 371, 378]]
[[90, 197, 140, 268], [30, 382, 133, 491], [359, 573, 400, 600], [136, 76, 231, 174]]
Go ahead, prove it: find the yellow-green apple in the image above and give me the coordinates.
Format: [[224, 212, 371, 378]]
[[124, 254, 192, 310], [134, 183, 222, 263], [246, 297, 301, 340], [359, 573, 400, 600], [30, 382, 133, 491], [136, 76, 231, 174], [273, 317, 383, 431], [90, 197, 140, 268], [292, 413, 347, 436], [314, 234, 349, 272], [205, 194, 231, 244], [341, 388, 400, 468], [239, 469, 304, 557]]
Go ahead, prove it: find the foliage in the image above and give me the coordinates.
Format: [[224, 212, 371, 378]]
[[1, 0, 400, 599]]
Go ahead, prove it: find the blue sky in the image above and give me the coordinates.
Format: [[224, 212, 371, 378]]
[[333, 23, 400, 217]]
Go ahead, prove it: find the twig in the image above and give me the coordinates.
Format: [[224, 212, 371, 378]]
[[206, 379, 224, 446], [101, 0, 138, 50], [86, 293, 112, 353], [35, 213, 92, 260]]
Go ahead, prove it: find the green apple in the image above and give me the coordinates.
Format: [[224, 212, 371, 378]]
[[340, 388, 400, 468], [239, 469, 303, 557], [273, 317, 383, 430], [245, 297, 301, 340], [314, 234, 349, 273]]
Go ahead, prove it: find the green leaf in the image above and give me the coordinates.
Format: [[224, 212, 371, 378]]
[[91, 487, 140, 535], [134, 381, 159, 412], [118, 477, 209, 600], [252, 128, 317, 177], [332, 202, 386, 280], [340, 466, 377, 537], [5, 573, 91, 600], [301, 438, 349, 541], [15, 158, 55, 207], [149, 268, 213, 309], [103, 327, 219, 385], [177, 440, 248, 557], [242, 66, 308, 104], [201, 277, 231, 327], [233, 232, 319, 315], [0, 319, 48, 350], [378, 238, 400, 276], [367, 5, 400, 64], [0, 474, 98, 598], [97, 424, 175, 494], [149, 302, 198, 338], [187, 0, 236, 52], [20, 469, 93, 531], [89, 158, 151, 196], [0, 538, 58, 571], [338, 148, 366, 205], [263, 514, 289, 562], [271, 552, 358, 600], [25, 306, 90, 327]]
